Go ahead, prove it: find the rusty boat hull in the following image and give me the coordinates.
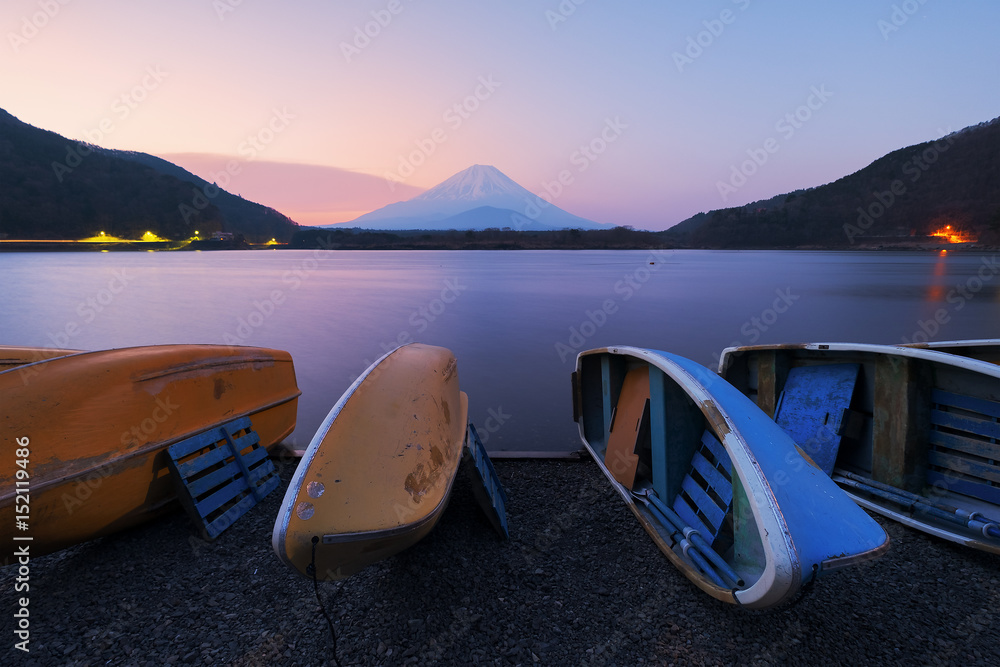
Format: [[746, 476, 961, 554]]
[[1, 345, 300, 562], [272, 343, 468, 580]]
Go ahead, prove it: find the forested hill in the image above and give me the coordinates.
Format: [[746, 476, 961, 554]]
[[0, 108, 298, 242], [667, 117, 1000, 248]]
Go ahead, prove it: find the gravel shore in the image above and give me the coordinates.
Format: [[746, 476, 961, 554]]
[[5, 457, 1000, 666]]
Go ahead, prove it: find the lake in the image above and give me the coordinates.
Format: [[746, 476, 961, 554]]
[[2, 249, 998, 452]]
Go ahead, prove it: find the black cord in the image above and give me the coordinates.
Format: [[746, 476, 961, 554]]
[[310, 536, 344, 667], [782, 563, 820, 610]]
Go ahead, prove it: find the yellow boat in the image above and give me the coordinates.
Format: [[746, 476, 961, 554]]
[[1, 345, 300, 563], [272, 343, 470, 580]]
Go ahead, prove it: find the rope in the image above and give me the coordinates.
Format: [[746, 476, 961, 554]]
[[309, 536, 344, 667]]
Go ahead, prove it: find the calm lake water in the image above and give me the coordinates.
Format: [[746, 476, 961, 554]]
[[2, 249, 998, 452]]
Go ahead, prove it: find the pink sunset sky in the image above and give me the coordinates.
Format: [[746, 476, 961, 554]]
[[3, 1, 998, 230]]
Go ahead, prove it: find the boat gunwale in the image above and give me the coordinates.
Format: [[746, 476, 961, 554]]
[[718, 342, 1000, 378], [0, 343, 293, 379], [273, 346, 397, 558]]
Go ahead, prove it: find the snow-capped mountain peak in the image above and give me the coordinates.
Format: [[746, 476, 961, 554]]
[[412, 164, 522, 202], [340, 164, 605, 231]]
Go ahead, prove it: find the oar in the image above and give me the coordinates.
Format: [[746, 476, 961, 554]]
[[633, 493, 728, 588], [633, 490, 744, 588], [833, 470, 1000, 539]]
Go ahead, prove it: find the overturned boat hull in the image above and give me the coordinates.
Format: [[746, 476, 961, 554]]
[[573, 346, 888, 609], [0, 345, 81, 373], [0, 345, 300, 563], [273, 343, 469, 580]]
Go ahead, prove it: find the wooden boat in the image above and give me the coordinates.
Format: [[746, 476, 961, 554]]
[[720, 342, 1000, 553], [0, 345, 300, 563], [273, 343, 475, 580], [572, 346, 888, 609], [903, 339, 1000, 365]]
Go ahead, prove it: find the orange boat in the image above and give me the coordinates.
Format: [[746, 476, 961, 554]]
[[1, 345, 299, 563], [0, 345, 80, 373], [272, 343, 469, 580]]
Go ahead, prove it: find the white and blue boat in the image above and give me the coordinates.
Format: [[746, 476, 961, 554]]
[[903, 338, 1000, 365], [572, 346, 889, 610], [720, 342, 1000, 554]]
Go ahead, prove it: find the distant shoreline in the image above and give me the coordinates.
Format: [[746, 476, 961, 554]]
[[1, 231, 995, 254], [1, 241, 995, 253]]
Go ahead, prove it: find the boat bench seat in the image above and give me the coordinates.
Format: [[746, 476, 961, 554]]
[[166, 416, 280, 539], [672, 430, 734, 546], [927, 389, 1000, 505]]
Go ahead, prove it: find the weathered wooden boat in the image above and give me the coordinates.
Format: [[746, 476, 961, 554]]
[[720, 342, 1000, 553], [273, 343, 508, 581], [0, 345, 300, 563], [903, 339, 1000, 365], [572, 346, 888, 609]]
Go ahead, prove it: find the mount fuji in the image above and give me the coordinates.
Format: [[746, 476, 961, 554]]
[[336, 165, 606, 231]]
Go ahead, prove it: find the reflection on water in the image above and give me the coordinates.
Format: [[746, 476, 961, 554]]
[[2, 249, 998, 452]]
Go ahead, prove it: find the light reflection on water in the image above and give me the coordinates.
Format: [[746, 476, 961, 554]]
[[2, 249, 998, 452]]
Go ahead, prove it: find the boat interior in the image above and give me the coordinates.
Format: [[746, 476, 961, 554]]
[[721, 347, 1000, 527], [575, 352, 763, 592]]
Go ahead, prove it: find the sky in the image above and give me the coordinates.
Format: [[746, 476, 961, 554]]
[[3, 0, 999, 230]]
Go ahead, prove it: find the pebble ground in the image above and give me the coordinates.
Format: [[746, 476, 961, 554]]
[[5, 458, 1000, 666]]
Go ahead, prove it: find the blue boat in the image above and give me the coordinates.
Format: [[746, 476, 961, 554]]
[[572, 346, 889, 609], [720, 342, 1000, 554]]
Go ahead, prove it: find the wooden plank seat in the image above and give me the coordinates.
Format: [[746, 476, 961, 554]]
[[671, 430, 734, 547], [927, 389, 1000, 506], [166, 416, 280, 539], [773, 364, 860, 475]]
